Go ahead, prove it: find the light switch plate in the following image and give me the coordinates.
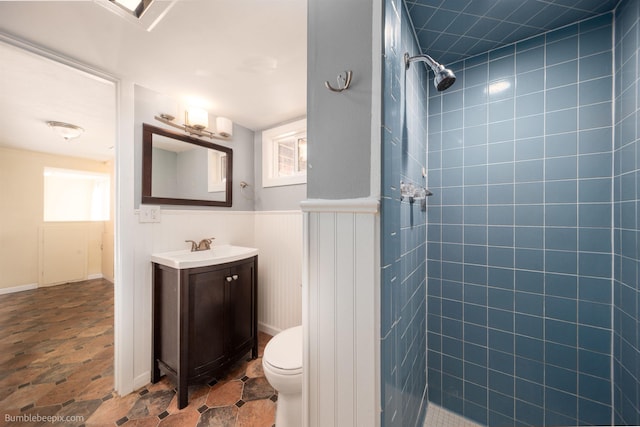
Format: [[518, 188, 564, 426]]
[[139, 205, 161, 223]]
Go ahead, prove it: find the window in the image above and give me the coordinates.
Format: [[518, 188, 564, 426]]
[[262, 118, 307, 188], [43, 167, 110, 222], [208, 150, 227, 193]]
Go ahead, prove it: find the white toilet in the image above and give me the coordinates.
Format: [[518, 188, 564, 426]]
[[262, 325, 303, 427]]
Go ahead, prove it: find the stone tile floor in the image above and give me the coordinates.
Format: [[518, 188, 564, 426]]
[[0, 279, 276, 426]]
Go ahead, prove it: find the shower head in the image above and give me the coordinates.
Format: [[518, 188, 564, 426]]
[[404, 52, 456, 92]]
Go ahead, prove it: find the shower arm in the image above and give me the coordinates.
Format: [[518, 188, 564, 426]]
[[404, 52, 443, 73]]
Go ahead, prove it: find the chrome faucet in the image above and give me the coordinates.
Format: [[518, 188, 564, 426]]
[[185, 238, 215, 252]]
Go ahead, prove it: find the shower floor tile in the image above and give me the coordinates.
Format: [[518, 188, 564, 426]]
[[424, 403, 484, 427]]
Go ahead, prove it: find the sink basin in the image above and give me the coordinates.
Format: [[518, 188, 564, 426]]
[[151, 245, 258, 269]]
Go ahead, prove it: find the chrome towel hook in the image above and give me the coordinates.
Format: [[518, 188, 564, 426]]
[[325, 70, 353, 92]]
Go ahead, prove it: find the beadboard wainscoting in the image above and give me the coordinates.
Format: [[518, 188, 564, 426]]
[[254, 211, 303, 335], [301, 198, 380, 427]]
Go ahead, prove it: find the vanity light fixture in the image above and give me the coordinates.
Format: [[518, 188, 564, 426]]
[[155, 108, 233, 140], [46, 121, 84, 141]]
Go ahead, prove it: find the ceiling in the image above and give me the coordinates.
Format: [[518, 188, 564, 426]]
[[0, 0, 307, 161], [406, 0, 620, 66], [0, 1, 625, 162]]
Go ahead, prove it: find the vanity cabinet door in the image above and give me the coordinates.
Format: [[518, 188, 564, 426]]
[[189, 269, 226, 375], [226, 260, 255, 358]]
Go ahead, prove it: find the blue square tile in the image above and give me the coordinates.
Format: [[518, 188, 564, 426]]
[[547, 84, 578, 112], [578, 397, 612, 426], [546, 342, 577, 371], [464, 245, 487, 265], [488, 370, 514, 397], [514, 226, 543, 249], [546, 250, 578, 274], [579, 77, 612, 106], [545, 180, 578, 203], [515, 91, 544, 117], [515, 356, 544, 384], [489, 99, 515, 123], [545, 204, 576, 227], [579, 349, 611, 380], [515, 313, 543, 339], [546, 295, 578, 323], [515, 204, 544, 226], [578, 228, 611, 253], [515, 248, 544, 271], [464, 225, 487, 245], [464, 323, 488, 347], [578, 277, 611, 304], [464, 145, 488, 166], [516, 137, 544, 160], [546, 365, 577, 394], [516, 400, 544, 426], [488, 226, 513, 247], [489, 205, 515, 225], [545, 227, 577, 251], [515, 160, 544, 182], [547, 108, 578, 134], [546, 35, 578, 65], [489, 119, 515, 142], [547, 60, 578, 89], [515, 114, 544, 139], [546, 273, 577, 298], [465, 400, 488, 426], [464, 282, 487, 305], [516, 45, 544, 74], [515, 270, 544, 294], [465, 303, 487, 327], [546, 132, 578, 158], [546, 318, 577, 347], [579, 301, 611, 328], [488, 246, 514, 268], [489, 55, 515, 82], [515, 182, 544, 204], [515, 292, 543, 316], [578, 178, 612, 203], [488, 183, 514, 204], [579, 102, 612, 130], [516, 69, 544, 96], [547, 156, 578, 181], [489, 349, 514, 374], [579, 52, 612, 81], [545, 389, 578, 420], [578, 324, 611, 354], [489, 310, 513, 333], [579, 252, 612, 278], [578, 203, 611, 227]]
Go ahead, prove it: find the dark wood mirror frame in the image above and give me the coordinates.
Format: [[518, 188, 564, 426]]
[[142, 123, 233, 207]]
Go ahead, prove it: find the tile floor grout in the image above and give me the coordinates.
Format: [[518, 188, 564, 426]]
[[0, 279, 276, 426]]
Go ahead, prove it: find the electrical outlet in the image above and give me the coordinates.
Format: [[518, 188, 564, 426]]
[[139, 205, 161, 223]]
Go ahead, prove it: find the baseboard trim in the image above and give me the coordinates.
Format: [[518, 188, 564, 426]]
[[133, 372, 150, 392], [258, 322, 283, 337], [87, 273, 104, 280], [0, 283, 38, 295]]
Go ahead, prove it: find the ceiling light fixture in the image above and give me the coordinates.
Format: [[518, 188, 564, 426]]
[[47, 121, 84, 141], [155, 108, 233, 140]]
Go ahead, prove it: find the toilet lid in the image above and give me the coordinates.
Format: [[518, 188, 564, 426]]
[[264, 325, 302, 375]]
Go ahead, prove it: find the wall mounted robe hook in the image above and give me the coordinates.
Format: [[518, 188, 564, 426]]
[[325, 70, 353, 92]]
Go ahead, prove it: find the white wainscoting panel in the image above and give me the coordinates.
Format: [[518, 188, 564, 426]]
[[254, 211, 303, 335], [302, 198, 380, 427]]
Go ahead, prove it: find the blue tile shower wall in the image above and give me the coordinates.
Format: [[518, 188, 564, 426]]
[[426, 15, 615, 427], [614, 1, 640, 425], [381, 0, 429, 426]]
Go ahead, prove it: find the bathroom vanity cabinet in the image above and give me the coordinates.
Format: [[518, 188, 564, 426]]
[[151, 256, 258, 409]]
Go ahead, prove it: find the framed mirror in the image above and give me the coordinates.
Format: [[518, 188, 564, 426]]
[[142, 123, 232, 207]]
